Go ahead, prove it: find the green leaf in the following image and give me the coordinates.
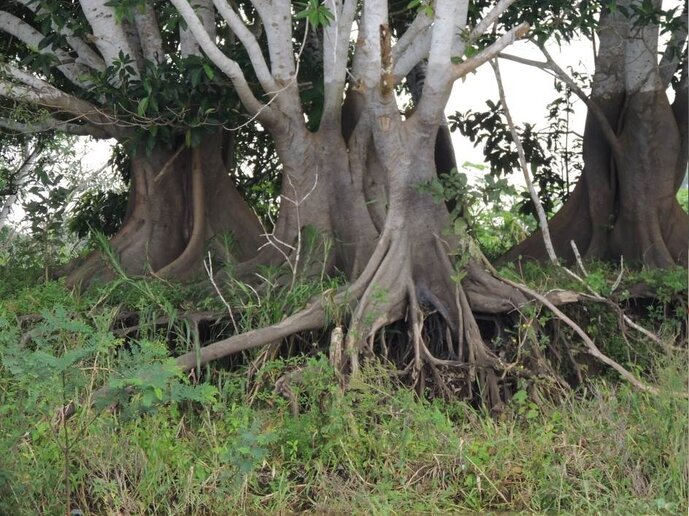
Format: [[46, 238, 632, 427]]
[[203, 63, 214, 80], [137, 97, 149, 117]]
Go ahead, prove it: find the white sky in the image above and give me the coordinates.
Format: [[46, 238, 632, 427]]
[[447, 36, 594, 173]]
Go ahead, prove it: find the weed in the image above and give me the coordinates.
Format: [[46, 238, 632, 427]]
[[0, 267, 686, 514]]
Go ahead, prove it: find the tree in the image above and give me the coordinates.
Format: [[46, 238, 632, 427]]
[[500, 0, 688, 268], [159, 0, 541, 384], [1, 0, 265, 284], [2, 0, 668, 399]]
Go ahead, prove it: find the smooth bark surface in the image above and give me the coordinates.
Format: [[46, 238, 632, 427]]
[[502, 2, 688, 268], [67, 135, 263, 285]]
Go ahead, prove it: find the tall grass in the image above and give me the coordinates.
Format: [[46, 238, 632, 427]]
[[0, 266, 686, 514], [1, 351, 686, 514]]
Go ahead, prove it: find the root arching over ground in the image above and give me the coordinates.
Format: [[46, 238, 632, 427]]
[[160, 125, 668, 410], [59, 8, 687, 409]]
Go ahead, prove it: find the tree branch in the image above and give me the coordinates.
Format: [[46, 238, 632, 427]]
[[78, 0, 140, 77], [394, 0, 520, 84], [468, 0, 520, 43], [499, 44, 624, 163], [352, 0, 388, 89], [426, 0, 468, 86], [169, 0, 278, 126], [452, 22, 529, 80], [393, 31, 432, 83], [0, 11, 91, 88], [213, 0, 279, 93], [134, 3, 164, 64], [15, 0, 106, 73], [392, 9, 432, 63], [180, 0, 215, 57], [321, 0, 357, 125], [0, 117, 111, 138], [411, 0, 469, 123], [0, 64, 120, 138]]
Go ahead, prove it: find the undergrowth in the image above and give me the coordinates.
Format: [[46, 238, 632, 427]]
[[0, 259, 686, 514]]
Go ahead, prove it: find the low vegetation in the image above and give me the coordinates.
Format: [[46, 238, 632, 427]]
[[0, 247, 686, 513]]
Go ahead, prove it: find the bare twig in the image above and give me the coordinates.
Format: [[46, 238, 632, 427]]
[[491, 58, 558, 265], [570, 240, 588, 276], [204, 251, 238, 334]]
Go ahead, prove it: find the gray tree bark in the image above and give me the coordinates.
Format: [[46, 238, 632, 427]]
[[502, 1, 688, 268]]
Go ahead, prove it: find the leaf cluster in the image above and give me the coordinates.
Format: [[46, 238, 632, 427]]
[[450, 99, 571, 217]]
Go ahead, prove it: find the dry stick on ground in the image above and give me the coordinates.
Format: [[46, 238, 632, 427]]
[[490, 58, 664, 394]]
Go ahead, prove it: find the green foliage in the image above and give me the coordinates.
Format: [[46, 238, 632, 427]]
[[295, 0, 335, 28], [419, 163, 536, 259], [0, 227, 44, 295], [90, 54, 239, 152], [450, 98, 577, 218], [499, 260, 687, 369], [678, 187, 688, 214], [406, 0, 434, 18], [68, 190, 128, 241], [1, 333, 686, 513], [0, 256, 686, 513]]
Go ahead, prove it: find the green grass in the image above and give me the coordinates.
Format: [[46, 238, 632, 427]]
[[1, 353, 686, 514], [0, 266, 686, 514]]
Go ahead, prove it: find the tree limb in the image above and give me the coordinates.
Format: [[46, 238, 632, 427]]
[[393, 31, 432, 83], [452, 22, 530, 81], [14, 0, 107, 73], [499, 44, 624, 163], [78, 0, 140, 77], [426, 0, 468, 87], [213, 0, 279, 93], [321, 0, 357, 125], [0, 117, 111, 138], [134, 3, 164, 64], [180, 0, 216, 57], [169, 0, 278, 126], [0, 11, 91, 88], [392, 9, 432, 63], [352, 0, 388, 89], [0, 64, 121, 138], [468, 0, 520, 43]]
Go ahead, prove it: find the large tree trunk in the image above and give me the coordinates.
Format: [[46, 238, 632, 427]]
[[501, 4, 688, 268], [66, 133, 264, 285]]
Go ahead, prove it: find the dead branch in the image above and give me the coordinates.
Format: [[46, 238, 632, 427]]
[[500, 276, 662, 395]]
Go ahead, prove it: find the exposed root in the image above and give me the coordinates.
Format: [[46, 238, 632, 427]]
[[57, 227, 684, 423], [175, 299, 327, 371], [499, 275, 663, 395]]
